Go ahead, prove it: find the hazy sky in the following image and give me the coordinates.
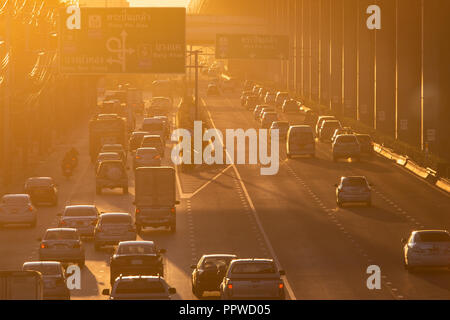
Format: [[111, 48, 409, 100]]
[[128, 0, 190, 6]]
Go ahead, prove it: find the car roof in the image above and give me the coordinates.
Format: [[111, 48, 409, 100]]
[[100, 212, 131, 218], [132, 131, 149, 136], [45, 228, 78, 233], [98, 152, 120, 157], [102, 144, 123, 148], [65, 205, 96, 209], [25, 177, 54, 185], [119, 240, 155, 247], [136, 147, 158, 153], [23, 261, 61, 267], [98, 160, 123, 165], [115, 275, 164, 282], [143, 118, 164, 123], [2, 194, 30, 200], [202, 254, 237, 259], [413, 230, 449, 235], [341, 176, 367, 181], [230, 258, 274, 264], [143, 135, 162, 139]]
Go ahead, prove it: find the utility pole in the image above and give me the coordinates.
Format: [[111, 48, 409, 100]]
[[194, 50, 199, 120]]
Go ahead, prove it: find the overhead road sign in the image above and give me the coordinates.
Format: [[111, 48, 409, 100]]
[[215, 33, 289, 60], [59, 7, 186, 74]]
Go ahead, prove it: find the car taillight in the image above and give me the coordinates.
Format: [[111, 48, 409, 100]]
[[153, 155, 161, 160], [60, 220, 66, 226], [28, 206, 33, 212], [136, 208, 140, 214], [170, 207, 175, 214], [40, 243, 47, 249], [227, 283, 233, 289], [279, 283, 284, 289], [135, 156, 141, 159]]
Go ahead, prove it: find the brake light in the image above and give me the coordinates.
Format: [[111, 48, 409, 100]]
[[60, 220, 66, 226], [135, 156, 141, 159], [28, 206, 33, 212], [279, 283, 284, 289], [227, 284, 233, 289], [136, 208, 140, 214], [40, 243, 47, 249], [170, 207, 175, 214], [153, 154, 161, 160]]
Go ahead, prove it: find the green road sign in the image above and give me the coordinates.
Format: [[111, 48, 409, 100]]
[[59, 7, 186, 74], [216, 34, 289, 60]]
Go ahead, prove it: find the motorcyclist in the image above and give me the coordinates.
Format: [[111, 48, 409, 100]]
[[62, 148, 79, 170]]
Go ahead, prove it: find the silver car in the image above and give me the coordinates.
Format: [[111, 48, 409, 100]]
[[96, 152, 122, 171], [332, 134, 361, 161], [58, 205, 99, 237], [102, 275, 176, 300], [133, 147, 161, 170], [141, 135, 164, 157], [94, 213, 136, 250], [403, 230, 450, 272], [336, 176, 372, 207], [0, 194, 37, 228], [22, 261, 70, 300], [39, 228, 85, 267]]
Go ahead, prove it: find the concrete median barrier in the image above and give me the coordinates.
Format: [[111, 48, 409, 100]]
[[404, 159, 429, 179], [435, 178, 450, 193]]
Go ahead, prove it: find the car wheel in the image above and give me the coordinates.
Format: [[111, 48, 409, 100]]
[[123, 187, 128, 195], [193, 286, 203, 298]]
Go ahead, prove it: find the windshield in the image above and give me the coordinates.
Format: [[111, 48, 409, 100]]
[[291, 131, 313, 143], [118, 244, 156, 255], [416, 233, 450, 242], [44, 230, 78, 240], [64, 207, 97, 217], [142, 123, 164, 132], [231, 262, 276, 274], [342, 178, 367, 187], [336, 136, 358, 143], [357, 135, 372, 143], [101, 215, 131, 224], [23, 264, 61, 276], [2, 196, 29, 205], [115, 280, 165, 294]]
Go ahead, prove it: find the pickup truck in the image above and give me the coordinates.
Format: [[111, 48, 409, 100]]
[[219, 259, 286, 300]]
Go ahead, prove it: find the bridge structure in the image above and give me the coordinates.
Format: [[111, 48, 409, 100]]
[[188, 0, 450, 168]]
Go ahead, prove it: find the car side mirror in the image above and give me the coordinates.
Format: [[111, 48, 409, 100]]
[[279, 270, 286, 276], [175, 200, 180, 205], [159, 249, 166, 254], [401, 238, 407, 244], [190, 264, 197, 269], [334, 184, 338, 187], [369, 183, 375, 187], [168, 287, 176, 295], [102, 289, 110, 296]]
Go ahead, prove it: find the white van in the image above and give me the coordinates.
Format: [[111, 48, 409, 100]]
[[286, 125, 315, 158]]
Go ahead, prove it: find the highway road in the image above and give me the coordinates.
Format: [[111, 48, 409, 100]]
[[0, 87, 449, 300]]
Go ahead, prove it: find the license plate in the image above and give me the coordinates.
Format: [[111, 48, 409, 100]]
[[131, 259, 143, 265]]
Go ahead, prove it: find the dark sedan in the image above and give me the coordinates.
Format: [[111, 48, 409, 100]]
[[24, 177, 58, 207]]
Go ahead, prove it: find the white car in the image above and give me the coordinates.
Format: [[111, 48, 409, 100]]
[[403, 230, 450, 272], [335, 176, 372, 207], [0, 194, 37, 228], [103, 275, 176, 300]]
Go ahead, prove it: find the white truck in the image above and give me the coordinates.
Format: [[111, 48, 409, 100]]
[[134, 167, 179, 233]]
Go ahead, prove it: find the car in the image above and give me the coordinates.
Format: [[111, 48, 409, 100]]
[[94, 213, 136, 250], [22, 261, 70, 300], [244, 95, 259, 111], [95, 152, 122, 171], [243, 80, 255, 91], [191, 254, 237, 298], [96, 160, 128, 195], [319, 120, 342, 142], [147, 97, 172, 116], [57, 205, 100, 237], [219, 258, 285, 300], [264, 92, 277, 105], [38, 228, 85, 267], [331, 127, 354, 144], [100, 144, 127, 163], [252, 84, 262, 95], [282, 99, 299, 113], [129, 131, 149, 153], [153, 116, 170, 139], [141, 118, 166, 141], [24, 177, 58, 207], [275, 92, 289, 108], [207, 84, 220, 96], [332, 134, 361, 161], [257, 107, 275, 122], [257, 87, 270, 102], [335, 176, 372, 207], [402, 230, 450, 272], [356, 134, 374, 156], [240, 91, 253, 106], [102, 275, 176, 300], [304, 110, 318, 126], [141, 135, 164, 157], [253, 104, 270, 121], [110, 241, 166, 287], [286, 125, 315, 158], [0, 194, 37, 228], [260, 112, 278, 129], [133, 148, 161, 170], [315, 115, 336, 136], [270, 121, 290, 140]]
